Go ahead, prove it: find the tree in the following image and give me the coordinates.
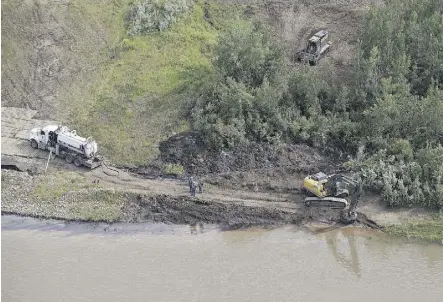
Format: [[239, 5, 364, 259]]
[[213, 19, 284, 88]]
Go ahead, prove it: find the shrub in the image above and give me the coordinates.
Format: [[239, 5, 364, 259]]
[[213, 19, 284, 88], [346, 145, 443, 210], [388, 139, 414, 161], [162, 163, 185, 176], [126, 0, 195, 35]]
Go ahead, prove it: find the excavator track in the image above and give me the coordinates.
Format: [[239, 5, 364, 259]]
[[304, 197, 348, 209]]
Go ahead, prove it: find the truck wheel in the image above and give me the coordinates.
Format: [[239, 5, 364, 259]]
[[30, 140, 38, 149], [73, 158, 82, 167], [65, 154, 73, 164]]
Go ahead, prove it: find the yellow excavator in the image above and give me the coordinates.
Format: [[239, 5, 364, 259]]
[[301, 172, 362, 224]]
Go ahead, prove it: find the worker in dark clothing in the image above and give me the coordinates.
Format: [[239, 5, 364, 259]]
[[197, 181, 203, 193], [188, 176, 194, 193], [190, 179, 197, 197], [188, 176, 203, 196]]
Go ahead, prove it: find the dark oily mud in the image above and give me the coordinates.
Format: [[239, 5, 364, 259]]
[[120, 193, 304, 229], [155, 132, 340, 176], [119, 132, 347, 192], [109, 133, 347, 195], [119, 193, 378, 231]]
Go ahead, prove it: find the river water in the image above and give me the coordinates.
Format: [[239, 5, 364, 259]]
[[2, 216, 443, 302]]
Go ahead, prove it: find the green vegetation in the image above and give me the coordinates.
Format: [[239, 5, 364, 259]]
[[345, 145, 443, 209], [65, 0, 246, 165], [32, 171, 124, 222], [33, 171, 98, 202], [162, 163, 185, 176], [385, 216, 443, 242], [126, 0, 195, 34], [342, 0, 443, 210], [182, 0, 443, 210], [183, 19, 286, 150]]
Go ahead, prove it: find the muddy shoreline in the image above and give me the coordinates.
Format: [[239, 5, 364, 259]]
[[0, 168, 333, 225], [4, 166, 443, 243], [2, 165, 385, 231], [0, 213, 222, 234]]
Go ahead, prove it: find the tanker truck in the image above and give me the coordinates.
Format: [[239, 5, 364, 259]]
[[29, 125, 102, 169]]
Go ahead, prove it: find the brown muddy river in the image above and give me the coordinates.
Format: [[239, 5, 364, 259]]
[[2, 216, 443, 302]]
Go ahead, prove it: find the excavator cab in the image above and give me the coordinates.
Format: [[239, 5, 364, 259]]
[[302, 172, 329, 198]]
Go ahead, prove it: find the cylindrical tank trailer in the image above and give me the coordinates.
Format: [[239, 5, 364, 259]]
[[56, 126, 98, 158]]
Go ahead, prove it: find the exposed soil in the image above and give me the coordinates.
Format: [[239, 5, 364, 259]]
[[1, 0, 110, 120], [157, 132, 341, 176], [120, 193, 304, 228]]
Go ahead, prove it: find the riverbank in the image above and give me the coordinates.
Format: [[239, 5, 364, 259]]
[[0, 169, 313, 229], [3, 168, 442, 242], [384, 217, 443, 243]]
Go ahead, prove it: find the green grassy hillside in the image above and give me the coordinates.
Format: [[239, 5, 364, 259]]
[[70, 1, 220, 165], [67, 1, 247, 165]]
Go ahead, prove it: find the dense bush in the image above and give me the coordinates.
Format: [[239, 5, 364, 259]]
[[345, 145, 443, 209], [352, 0, 443, 105], [184, 20, 286, 149], [126, 0, 194, 35], [213, 20, 285, 88], [360, 80, 443, 151]]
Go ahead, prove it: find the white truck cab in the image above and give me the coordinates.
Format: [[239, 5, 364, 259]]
[[29, 125, 59, 150]]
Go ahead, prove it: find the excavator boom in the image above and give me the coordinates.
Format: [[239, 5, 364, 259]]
[[340, 181, 362, 224]]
